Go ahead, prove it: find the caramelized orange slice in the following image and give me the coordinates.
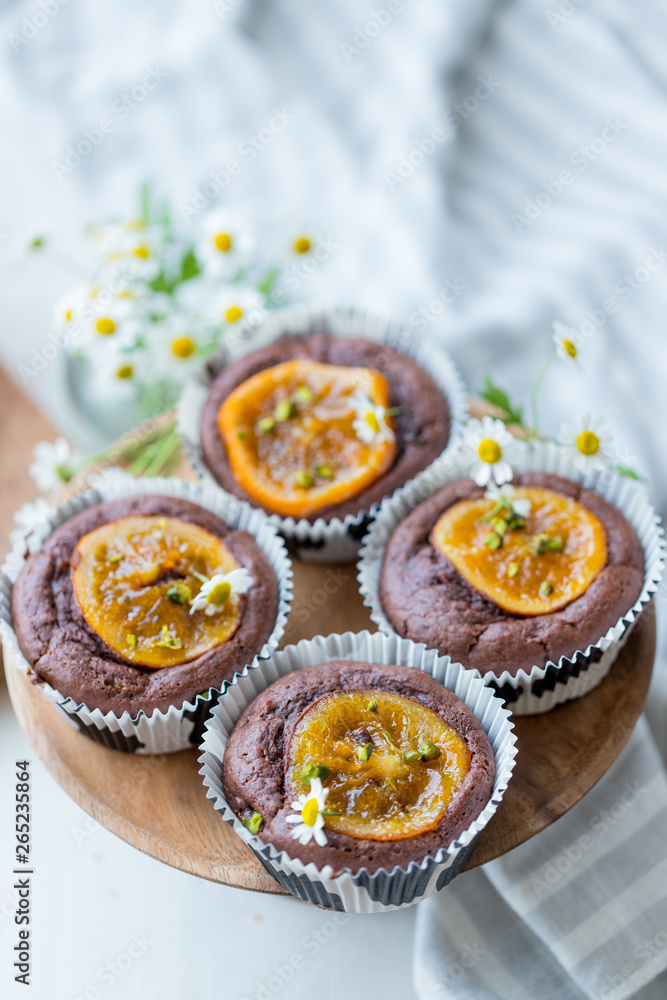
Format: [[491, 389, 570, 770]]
[[218, 359, 397, 518], [72, 515, 243, 668], [431, 486, 607, 616], [286, 690, 470, 841]]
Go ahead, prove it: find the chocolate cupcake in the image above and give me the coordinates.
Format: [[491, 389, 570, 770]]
[[199, 631, 517, 912], [178, 306, 467, 560], [1, 473, 293, 753], [358, 442, 664, 714]]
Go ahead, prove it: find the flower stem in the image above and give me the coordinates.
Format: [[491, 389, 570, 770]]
[[529, 354, 558, 437]]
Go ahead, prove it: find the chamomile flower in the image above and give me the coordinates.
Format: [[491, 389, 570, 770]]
[[80, 293, 137, 346], [485, 483, 531, 519], [10, 498, 53, 553], [463, 416, 515, 487], [286, 777, 329, 847], [144, 312, 209, 380], [552, 321, 580, 363], [198, 209, 254, 275], [558, 414, 615, 473], [212, 286, 265, 331], [29, 438, 80, 493], [189, 568, 253, 616], [350, 391, 395, 445], [53, 287, 89, 334]]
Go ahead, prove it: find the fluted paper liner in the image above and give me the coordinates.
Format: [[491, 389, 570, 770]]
[[0, 470, 293, 754], [177, 305, 468, 561], [198, 630, 517, 913], [357, 441, 665, 715]]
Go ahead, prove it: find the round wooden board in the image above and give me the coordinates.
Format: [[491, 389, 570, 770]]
[[4, 560, 656, 898]]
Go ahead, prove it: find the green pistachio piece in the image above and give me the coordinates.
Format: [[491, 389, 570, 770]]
[[356, 742, 373, 763], [256, 416, 276, 434], [126, 633, 137, 647], [295, 470, 314, 489], [419, 740, 441, 762], [207, 580, 231, 605], [540, 580, 554, 598], [300, 761, 331, 784], [167, 583, 192, 605], [548, 535, 564, 551], [508, 562, 519, 579], [236, 429, 247, 440], [403, 749, 423, 764], [529, 533, 550, 556], [108, 553, 121, 564], [153, 625, 184, 650], [242, 812, 263, 834], [508, 514, 526, 530], [315, 464, 334, 479], [293, 384, 314, 404], [367, 696, 379, 713], [484, 531, 503, 550], [492, 517, 509, 534], [274, 399, 299, 421], [383, 729, 396, 745]]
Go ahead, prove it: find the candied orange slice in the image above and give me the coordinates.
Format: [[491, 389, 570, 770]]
[[218, 359, 397, 518], [431, 486, 607, 616], [286, 690, 470, 841], [72, 515, 244, 668]]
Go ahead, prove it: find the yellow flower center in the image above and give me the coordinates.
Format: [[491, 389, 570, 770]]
[[96, 317, 116, 335], [563, 339, 577, 359], [225, 306, 244, 323], [65, 309, 72, 322], [214, 232, 232, 252], [134, 246, 150, 258], [294, 236, 311, 254], [576, 430, 600, 456], [302, 798, 319, 827], [365, 411, 380, 433], [478, 438, 501, 464], [116, 364, 133, 380], [207, 581, 231, 605], [171, 336, 195, 359]]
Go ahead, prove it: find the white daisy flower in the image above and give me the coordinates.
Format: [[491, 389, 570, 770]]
[[143, 311, 210, 382], [29, 438, 80, 493], [79, 292, 137, 346], [285, 777, 329, 847], [3, 548, 27, 582], [100, 225, 164, 280], [484, 483, 531, 519], [53, 286, 89, 334], [350, 391, 395, 445], [558, 414, 615, 473], [197, 209, 254, 275], [10, 498, 53, 553], [210, 286, 266, 331], [552, 320, 580, 363], [189, 568, 253, 616], [463, 416, 515, 487]]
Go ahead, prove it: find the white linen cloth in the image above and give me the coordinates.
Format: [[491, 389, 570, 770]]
[[1, 1, 667, 997]]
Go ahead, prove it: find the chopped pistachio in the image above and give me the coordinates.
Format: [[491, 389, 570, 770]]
[[529, 533, 551, 556], [367, 696, 379, 713], [275, 399, 299, 421], [300, 760, 331, 784], [508, 562, 519, 579], [256, 416, 276, 434], [236, 429, 247, 441], [548, 535, 564, 551], [108, 553, 121, 564], [419, 740, 441, 761], [293, 384, 314, 404], [126, 632, 137, 647], [540, 580, 554, 598], [508, 514, 526, 530], [356, 742, 373, 763], [315, 464, 334, 479], [207, 580, 231, 605], [484, 531, 503, 550], [492, 517, 509, 534], [153, 625, 184, 650], [242, 812, 263, 834], [403, 749, 423, 764], [167, 583, 192, 605], [383, 729, 396, 745], [295, 470, 314, 489]]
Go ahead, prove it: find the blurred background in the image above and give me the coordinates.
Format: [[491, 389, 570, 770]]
[[1, 1, 667, 998]]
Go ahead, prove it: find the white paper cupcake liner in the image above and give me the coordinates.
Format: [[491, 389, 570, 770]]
[[198, 629, 517, 913], [177, 305, 468, 562], [357, 441, 665, 715], [0, 469, 294, 754]]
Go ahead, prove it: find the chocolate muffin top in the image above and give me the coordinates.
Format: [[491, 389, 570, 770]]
[[222, 661, 495, 876], [11, 495, 279, 716], [380, 472, 645, 676], [200, 333, 451, 522]]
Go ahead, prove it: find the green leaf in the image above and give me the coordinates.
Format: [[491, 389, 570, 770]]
[[480, 375, 524, 425], [180, 249, 201, 282], [611, 464, 643, 481], [258, 266, 280, 297]]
